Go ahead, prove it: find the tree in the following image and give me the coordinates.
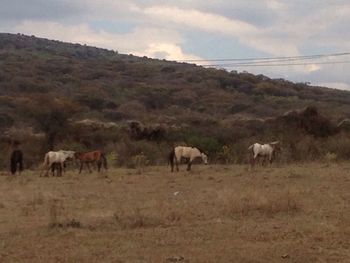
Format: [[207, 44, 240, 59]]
[[25, 96, 79, 150]]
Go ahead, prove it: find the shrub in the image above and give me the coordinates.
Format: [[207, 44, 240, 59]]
[[325, 152, 337, 163]]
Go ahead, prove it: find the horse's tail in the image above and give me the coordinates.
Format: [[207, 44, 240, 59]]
[[248, 144, 255, 166], [101, 153, 108, 170], [44, 153, 50, 167], [40, 153, 50, 176]]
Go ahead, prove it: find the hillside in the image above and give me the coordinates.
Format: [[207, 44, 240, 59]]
[[1, 33, 350, 166]]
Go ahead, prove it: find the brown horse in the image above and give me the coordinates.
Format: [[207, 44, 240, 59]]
[[74, 150, 107, 173]]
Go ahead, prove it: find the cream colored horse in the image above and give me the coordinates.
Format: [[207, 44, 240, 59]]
[[248, 141, 280, 166], [169, 146, 208, 172], [40, 150, 75, 177]]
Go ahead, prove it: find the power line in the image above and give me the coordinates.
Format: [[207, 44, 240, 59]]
[[201, 55, 339, 66], [178, 52, 350, 63], [202, 60, 350, 68]]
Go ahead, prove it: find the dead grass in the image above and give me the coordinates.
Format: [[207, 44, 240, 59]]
[[0, 164, 349, 262], [221, 188, 300, 218], [113, 207, 164, 229]]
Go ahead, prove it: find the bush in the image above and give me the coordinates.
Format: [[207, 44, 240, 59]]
[[185, 135, 221, 156], [325, 152, 337, 163]]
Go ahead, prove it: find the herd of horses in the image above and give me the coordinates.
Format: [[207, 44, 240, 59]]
[[8, 141, 281, 176], [10, 149, 108, 176]]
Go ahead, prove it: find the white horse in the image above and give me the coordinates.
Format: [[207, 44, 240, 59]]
[[169, 146, 208, 172], [40, 150, 75, 177], [248, 141, 280, 166]]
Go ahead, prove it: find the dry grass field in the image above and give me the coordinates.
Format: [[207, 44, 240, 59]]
[[0, 163, 350, 262]]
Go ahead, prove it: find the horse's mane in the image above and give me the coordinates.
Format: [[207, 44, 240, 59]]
[[194, 146, 208, 156]]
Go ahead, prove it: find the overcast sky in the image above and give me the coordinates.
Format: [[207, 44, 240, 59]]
[[1, 0, 350, 90]]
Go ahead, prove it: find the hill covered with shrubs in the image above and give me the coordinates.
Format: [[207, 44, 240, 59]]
[[1, 33, 350, 167]]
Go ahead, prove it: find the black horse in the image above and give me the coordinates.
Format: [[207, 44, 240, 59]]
[[10, 149, 23, 175]]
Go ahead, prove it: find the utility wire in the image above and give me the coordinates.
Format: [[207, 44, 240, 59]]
[[200, 55, 340, 66], [178, 52, 350, 63], [202, 60, 350, 68]]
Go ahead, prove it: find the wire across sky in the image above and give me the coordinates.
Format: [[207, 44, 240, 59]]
[[176, 52, 350, 68]]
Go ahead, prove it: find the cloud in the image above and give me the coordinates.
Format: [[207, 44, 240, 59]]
[[11, 20, 201, 61], [142, 5, 299, 56], [134, 43, 201, 61], [0, 0, 84, 21]]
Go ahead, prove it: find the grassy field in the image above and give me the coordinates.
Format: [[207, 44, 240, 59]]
[[0, 163, 349, 262]]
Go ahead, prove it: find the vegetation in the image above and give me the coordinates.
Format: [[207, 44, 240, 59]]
[[1, 33, 350, 168]]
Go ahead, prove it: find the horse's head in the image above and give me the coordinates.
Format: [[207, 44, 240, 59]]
[[201, 152, 208, 165], [269, 141, 281, 155], [59, 150, 76, 160], [270, 141, 280, 147], [67, 151, 76, 160]]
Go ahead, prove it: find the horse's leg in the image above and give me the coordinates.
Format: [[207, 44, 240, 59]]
[[97, 161, 102, 172], [10, 161, 15, 175], [79, 162, 83, 174], [186, 161, 192, 171], [263, 156, 269, 166], [51, 164, 55, 176], [19, 160, 23, 175], [44, 162, 51, 177], [39, 164, 44, 177], [269, 154, 273, 166], [249, 154, 254, 168], [58, 163, 63, 177], [175, 158, 179, 172], [169, 156, 174, 173], [40, 164, 46, 177], [266, 156, 270, 166], [87, 162, 92, 173], [14, 164, 17, 176]]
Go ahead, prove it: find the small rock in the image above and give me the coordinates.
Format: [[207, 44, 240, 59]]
[[281, 254, 290, 259], [166, 256, 184, 262]]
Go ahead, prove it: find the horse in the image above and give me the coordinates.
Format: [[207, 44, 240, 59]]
[[248, 141, 280, 167], [10, 149, 23, 175], [40, 150, 75, 177], [169, 146, 208, 172], [74, 150, 107, 174]]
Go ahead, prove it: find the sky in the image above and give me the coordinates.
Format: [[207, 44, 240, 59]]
[[1, 0, 350, 90]]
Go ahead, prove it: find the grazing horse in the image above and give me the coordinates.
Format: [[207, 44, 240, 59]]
[[74, 150, 107, 174], [10, 150, 23, 175], [169, 146, 208, 172], [40, 150, 75, 177], [248, 141, 280, 166]]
